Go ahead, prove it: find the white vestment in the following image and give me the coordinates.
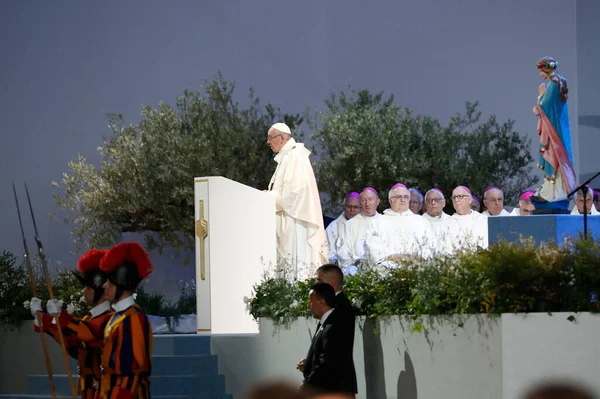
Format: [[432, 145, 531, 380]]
[[422, 212, 451, 223], [421, 211, 451, 245], [364, 209, 436, 267], [510, 208, 521, 216], [325, 212, 350, 264], [482, 209, 511, 217], [336, 212, 382, 274], [268, 138, 327, 279], [437, 210, 489, 255], [570, 205, 600, 215]]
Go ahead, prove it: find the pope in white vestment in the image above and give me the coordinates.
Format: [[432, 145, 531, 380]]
[[325, 192, 361, 264], [266, 123, 327, 279]]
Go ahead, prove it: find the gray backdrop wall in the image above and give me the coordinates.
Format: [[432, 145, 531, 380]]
[[0, 0, 596, 298]]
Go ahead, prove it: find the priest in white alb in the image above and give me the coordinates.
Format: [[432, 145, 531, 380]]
[[481, 186, 511, 216], [422, 188, 451, 224], [367, 183, 436, 263], [336, 187, 382, 274], [266, 123, 327, 279], [326, 192, 361, 264], [570, 186, 599, 215], [437, 185, 488, 255]]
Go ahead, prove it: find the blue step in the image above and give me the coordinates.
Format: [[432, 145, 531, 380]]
[[21, 335, 230, 399], [153, 355, 218, 376], [28, 375, 226, 397], [152, 335, 211, 356]]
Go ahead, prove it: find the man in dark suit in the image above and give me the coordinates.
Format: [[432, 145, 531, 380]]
[[315, 264, 358, 397], [297, 282, 357, 396]]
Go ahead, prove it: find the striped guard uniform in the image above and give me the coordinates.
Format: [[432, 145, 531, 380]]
[[34, 301, 114, 399], [100, 296, 153, 399]]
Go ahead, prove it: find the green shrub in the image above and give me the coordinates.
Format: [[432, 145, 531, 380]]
[[247, 236, 600, 331]]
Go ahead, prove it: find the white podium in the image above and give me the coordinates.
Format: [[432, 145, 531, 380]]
[[194, 176, 276, 335]]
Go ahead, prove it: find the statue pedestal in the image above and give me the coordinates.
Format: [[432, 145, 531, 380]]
[[488, 215, 600, 245]]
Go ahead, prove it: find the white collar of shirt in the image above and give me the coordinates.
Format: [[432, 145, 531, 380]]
[[273, 137, 297, 163], [320, 308, 334, 326], [335, 291, 341, 296], [112, 295, 135, 312], [90, 301, 112, 318]]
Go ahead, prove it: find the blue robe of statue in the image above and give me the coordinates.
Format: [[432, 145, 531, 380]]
[[536, 80, 576, 200]]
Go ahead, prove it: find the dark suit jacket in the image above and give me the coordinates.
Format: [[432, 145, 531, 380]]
[[334, 292, 358, 394], [302, 305, 358, 394]]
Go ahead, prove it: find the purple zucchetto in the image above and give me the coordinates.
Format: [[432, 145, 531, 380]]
[[519, 190, 536, 201], [345, 192, 360, 199]]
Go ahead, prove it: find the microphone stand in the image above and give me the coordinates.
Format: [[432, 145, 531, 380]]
[[567, 170, 600, 240]]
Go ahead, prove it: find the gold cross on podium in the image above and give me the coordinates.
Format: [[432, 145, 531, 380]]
[[195, 199, 209, 280]]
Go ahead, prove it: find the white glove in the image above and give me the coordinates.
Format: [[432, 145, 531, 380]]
[[46, 299, 63, 315], [30, 297, 43, 318]]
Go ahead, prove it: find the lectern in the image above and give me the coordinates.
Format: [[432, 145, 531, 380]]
[[194, 176, 276, 335]]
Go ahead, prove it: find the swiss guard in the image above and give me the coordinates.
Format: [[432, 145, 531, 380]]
[[30, 249, 114, 399], [98, 242, 154, 399]]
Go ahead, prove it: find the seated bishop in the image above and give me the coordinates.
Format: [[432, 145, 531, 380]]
[[364, 183, 436, 266], [511, 190, 536, 216], [437, 185, 488, 255], [336, 187, 382, 274], [326, 192, 361, 264]]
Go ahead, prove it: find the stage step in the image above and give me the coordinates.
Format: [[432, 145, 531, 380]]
[[28, 375, 227, 396], [19, 334, 230, 399], [152, 335, 211, 356]]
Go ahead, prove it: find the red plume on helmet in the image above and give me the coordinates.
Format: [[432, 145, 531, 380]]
[[77, 249, 107, 273], [73, 249, 109, 303], [100, 242, 154, 281]]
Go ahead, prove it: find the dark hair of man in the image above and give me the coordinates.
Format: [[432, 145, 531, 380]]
[[524, 383, 595, 399], [311, 281, 336, 308], [316, 263, 344, 285]]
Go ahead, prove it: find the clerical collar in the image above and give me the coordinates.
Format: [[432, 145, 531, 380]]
[[455, 210, 473, 217], [359, 212, 379, 218], [112, 295, 135, 312], [335, 291, 341, 295], [90, 301, 112, 318], [320, 308, 334, 325], [426, 212, 443, 219], [384, 209, 413, 216], [274, 137, 297, 163]]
